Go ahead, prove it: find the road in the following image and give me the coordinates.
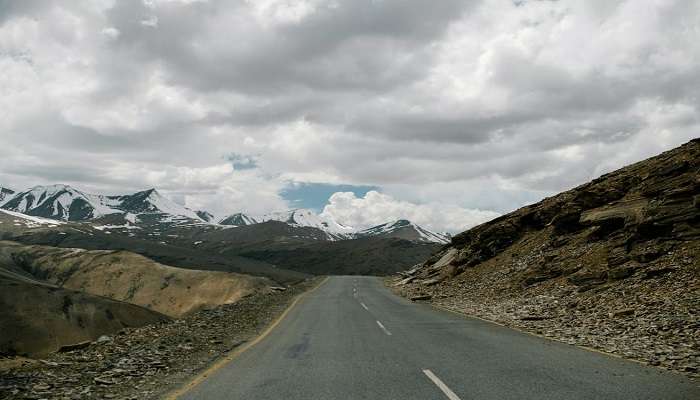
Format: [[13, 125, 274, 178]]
[[178, 276, 699, 400]]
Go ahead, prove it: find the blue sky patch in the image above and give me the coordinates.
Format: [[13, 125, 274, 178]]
[[226, 153, 258, 170], [281, 182, 379, 212]]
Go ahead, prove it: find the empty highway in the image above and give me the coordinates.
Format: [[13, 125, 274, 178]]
[[177, 276, 699, 400]]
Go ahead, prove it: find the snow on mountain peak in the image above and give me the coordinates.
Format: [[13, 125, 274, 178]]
[[355, 219, 449, 244], [0, 186, 15, 206], [1, 185, 204, 223], [107, 188, 202, 221], [218, 208, 446, 243], [257, 208, 355, 235], [219, 212, 258, 226], [2, 184, 448, 243], [1, 184, 118, 221]]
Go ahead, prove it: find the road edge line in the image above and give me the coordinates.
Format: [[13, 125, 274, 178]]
[[164, 276, 330, 399]]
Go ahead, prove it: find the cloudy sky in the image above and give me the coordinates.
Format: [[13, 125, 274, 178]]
[[0, 0, 698, 233]]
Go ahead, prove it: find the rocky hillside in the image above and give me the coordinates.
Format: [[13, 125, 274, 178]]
[[0, 280, 315, 400], [0, 241, 273, 318], [0, 266, 169, 356], [241, 236, 440, 276], [0, 239, 282, 357], [0, 209, 310, 285], [394, 139, 699, 378]]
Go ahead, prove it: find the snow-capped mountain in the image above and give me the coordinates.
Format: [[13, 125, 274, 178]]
[[354, 219, 450, 244], [2, 184, 120, 221], [218, 208, 448, 243], [108, 189, 202, 221], [258, 209, 355, 236], [3, 184, 450, 243], [0, 186, 15, 205], [1, 185, 204, 223], [0, 208, 64, 228], [219, 212, 258, 226], [219, 209, 355, 240], [196, 210, 215, 222]]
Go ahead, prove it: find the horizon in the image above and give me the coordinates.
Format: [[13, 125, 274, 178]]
[[2, 136, 694, 234]]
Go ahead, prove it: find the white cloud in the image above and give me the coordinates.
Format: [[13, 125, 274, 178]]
[[140, 16, 159, 27], [0, 0, 698, 235], [321, 191, 500, 233], [101, 27, 120, 39]]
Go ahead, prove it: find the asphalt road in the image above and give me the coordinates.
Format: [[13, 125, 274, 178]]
[[179, 276, 699, 400]]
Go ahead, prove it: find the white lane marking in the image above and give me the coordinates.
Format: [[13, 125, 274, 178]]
[[360, 302, 369, 311], [422, 369, 462, 400], [376, 320, 392, 336]]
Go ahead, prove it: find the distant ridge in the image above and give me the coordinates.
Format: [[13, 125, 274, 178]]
[[3, 185, 452, 244]]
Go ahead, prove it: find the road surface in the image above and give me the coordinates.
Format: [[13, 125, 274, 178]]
[[179, 276, 699, 399]]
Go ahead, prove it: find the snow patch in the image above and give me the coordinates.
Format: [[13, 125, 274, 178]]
[[0, 209, 64, 227]]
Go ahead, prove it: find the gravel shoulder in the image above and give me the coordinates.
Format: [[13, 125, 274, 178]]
[[389, 242, 699, 381], [0, 278, 320, 400], [390, 140, 699, 382]]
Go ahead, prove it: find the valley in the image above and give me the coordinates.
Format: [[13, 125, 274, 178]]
[[0, 139, 698, 399], [3, 2, 699, 398]]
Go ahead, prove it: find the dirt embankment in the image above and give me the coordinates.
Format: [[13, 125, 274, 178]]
[[0, 271, 169, 357], [0, 241, 273, 318], [0, 281, 316, 400], [394, 139, 699, 379], [0, 241, 278, 357]]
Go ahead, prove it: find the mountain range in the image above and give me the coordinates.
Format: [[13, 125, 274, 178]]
[[0, 183, 447, 280], [0, 184, 449, 244]]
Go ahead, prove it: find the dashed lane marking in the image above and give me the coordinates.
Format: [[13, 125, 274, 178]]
[[422, 369, 462, 400], [376, 320, 392, 336]]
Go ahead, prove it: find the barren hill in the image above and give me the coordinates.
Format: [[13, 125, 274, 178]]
[[0, 268, 169, 356], [0, 241, 273, 318], [394, 139, 699, 378]]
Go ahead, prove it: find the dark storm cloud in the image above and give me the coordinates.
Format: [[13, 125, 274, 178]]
[[0, 0, 46, 24], [102, 0, 472, 94]]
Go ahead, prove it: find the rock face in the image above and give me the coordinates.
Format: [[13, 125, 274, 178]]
[[393, 139, 699, 378], [0, 187, 14, 205]]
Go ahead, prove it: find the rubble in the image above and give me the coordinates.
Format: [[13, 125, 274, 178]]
[[0, 280, 315, 399], [391, 139, 699, 380]]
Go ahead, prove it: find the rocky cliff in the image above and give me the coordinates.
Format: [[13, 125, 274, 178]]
[[393, 139, 699, 378]]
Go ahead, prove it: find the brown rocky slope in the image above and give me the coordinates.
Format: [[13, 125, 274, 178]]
[[0, 241, 273, 318], [0, 268, 170, 357], [0, 240, 278, 357], [0, 280, 315, 400], [393, 139, 699, 378]]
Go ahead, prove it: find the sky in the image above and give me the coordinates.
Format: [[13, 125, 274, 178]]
[[0, 0, 698, 233]]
